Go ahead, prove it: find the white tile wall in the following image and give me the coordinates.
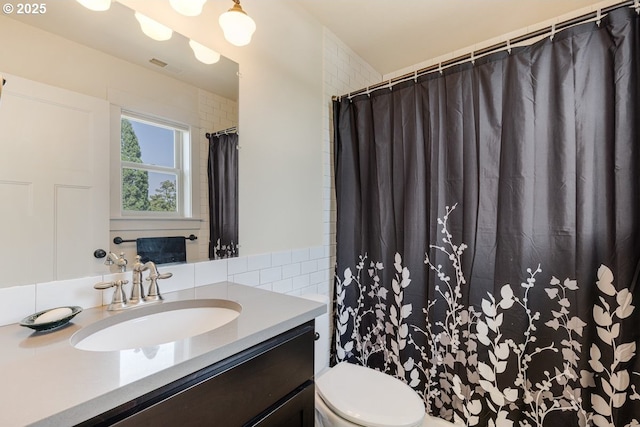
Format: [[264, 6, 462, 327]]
[[322, 29, 382, 300], [36, 276, 103, 312], [0, 285, 35, 326], [292, 248, 310, 263], [228, 257, 248, 275], [0, 245, 330, 327], [248, 254, 272, 271], [158, 263, 195, 294], [194, 259, 228, 286]]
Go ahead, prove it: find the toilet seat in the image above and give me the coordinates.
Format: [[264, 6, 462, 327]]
[[316, 362, 425, 427]]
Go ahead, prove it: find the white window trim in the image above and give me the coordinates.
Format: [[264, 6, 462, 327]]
[[109, 104, 201, 231]]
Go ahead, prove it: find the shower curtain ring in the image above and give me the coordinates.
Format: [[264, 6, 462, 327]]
[[550, 23, 556, 41], [596, 9, 602, 26]]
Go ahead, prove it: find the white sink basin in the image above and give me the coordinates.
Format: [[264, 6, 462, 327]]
[[70, 299, 241, 352]]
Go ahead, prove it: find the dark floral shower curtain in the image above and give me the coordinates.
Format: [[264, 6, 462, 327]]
[[333, 7, 640, 427], [207, 132, 239, 259]]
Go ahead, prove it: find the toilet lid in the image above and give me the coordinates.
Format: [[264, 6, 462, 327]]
[[316, 362, 425, 427]]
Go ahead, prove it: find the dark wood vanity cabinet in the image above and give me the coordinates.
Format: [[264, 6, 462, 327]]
[[79, 321, 315, 427]]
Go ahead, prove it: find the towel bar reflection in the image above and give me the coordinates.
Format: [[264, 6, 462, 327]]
[[113, 234, 198, 245]]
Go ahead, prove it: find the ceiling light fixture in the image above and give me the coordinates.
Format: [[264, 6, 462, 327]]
[[169, 0, 207, 17], [75, 0, 111, 11], [219, 0, 256, 47], [189, 40, 221, 64], [135, 12, 173, 41]]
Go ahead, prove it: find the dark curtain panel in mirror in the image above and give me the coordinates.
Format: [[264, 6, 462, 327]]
[[207, 132, 239, 259], [333, 7, 640, 427]]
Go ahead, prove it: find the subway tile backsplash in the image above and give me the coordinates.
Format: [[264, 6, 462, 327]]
[[35, 276, 103, 313], [0, 245, 331, 327], [0, 285, 35, 326]]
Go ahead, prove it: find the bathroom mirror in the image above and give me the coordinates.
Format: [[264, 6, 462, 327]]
[[0, 1, 239, 288]]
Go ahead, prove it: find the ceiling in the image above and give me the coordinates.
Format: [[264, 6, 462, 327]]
[[296, 0, 614, 76]]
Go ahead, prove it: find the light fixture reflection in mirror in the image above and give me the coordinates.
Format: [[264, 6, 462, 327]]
[[170, 0, 207, 17], [189, 40, 221, 64], [75, 0, 111, 11], [135, 12, 173, 41], [219, 0, 256, 47]]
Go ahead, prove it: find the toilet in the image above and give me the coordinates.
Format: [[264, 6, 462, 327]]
[[302, 294, 456, 427]]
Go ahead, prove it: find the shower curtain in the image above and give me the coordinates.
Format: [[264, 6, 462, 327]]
[[207, 132, 239, 259], [333, 7, 639, 427]]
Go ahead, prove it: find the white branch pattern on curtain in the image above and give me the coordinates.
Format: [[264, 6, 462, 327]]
[[334, 205, 639, 427]]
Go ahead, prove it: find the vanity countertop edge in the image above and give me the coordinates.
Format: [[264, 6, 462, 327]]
[[0, 281, 326, 427]]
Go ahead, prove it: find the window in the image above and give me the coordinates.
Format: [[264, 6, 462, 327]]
[[120, 112, 191, 217]]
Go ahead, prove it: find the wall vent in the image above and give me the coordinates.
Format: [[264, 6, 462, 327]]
[[148, 58, 183, 75], [149, 58, 168, 68]]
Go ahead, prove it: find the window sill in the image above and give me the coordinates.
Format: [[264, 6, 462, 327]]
[[110, 217, 203, 232]]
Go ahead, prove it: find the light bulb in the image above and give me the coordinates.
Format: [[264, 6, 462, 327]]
[[219, 2, 256, 47], [135, 12, 173, 42], [169, 0, 207, 17], [189, 40, 221, 64], [75, 0, 111, 11]]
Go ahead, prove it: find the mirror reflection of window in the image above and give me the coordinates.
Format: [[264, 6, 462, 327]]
[[120, 113, 190, 217]]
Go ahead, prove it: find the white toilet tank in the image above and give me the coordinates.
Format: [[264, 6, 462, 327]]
[[301, 294, 330, 375]]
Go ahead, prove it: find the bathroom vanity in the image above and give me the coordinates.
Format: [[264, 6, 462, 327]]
[[83, 322, 315, 426], [0, 282, 325, 426]]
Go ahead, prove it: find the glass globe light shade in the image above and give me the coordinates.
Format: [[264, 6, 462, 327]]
[[135, 12, 173, 42], [169, 0, 207, 17], [189, 40, 221, 64], [219, 3, 256, 47]]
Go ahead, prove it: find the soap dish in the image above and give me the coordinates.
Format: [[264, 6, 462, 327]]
[[20, 306, 83, 332]]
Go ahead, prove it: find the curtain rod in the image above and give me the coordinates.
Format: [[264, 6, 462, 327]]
[[206, 126, 238, 138], [333, 0, 636, 101]]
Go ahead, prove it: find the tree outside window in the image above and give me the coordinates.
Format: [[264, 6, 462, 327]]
[[120, 115, 184, 215]]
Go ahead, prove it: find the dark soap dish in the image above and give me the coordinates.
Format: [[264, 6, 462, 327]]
[[20, 306, 83, 331]]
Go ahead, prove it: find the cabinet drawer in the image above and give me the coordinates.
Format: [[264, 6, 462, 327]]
[[251, 380, 315, 427]]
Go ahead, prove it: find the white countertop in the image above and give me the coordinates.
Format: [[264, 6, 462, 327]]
[[0, 282, 326, 427]]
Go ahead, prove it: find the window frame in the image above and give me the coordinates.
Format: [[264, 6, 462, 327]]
[[119, 111, 188, 218], [110, 107, 198, 227]]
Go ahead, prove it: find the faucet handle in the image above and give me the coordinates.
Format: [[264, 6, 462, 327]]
[[94, 280, 130, 311], [144, 271, 171, 302], [94, 279, 129, 290]]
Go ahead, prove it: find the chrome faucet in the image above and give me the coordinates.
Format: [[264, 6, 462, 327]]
[[96, 255, 172, 311], [130, 255, 147, 305], [104, 252, 128, 272]]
